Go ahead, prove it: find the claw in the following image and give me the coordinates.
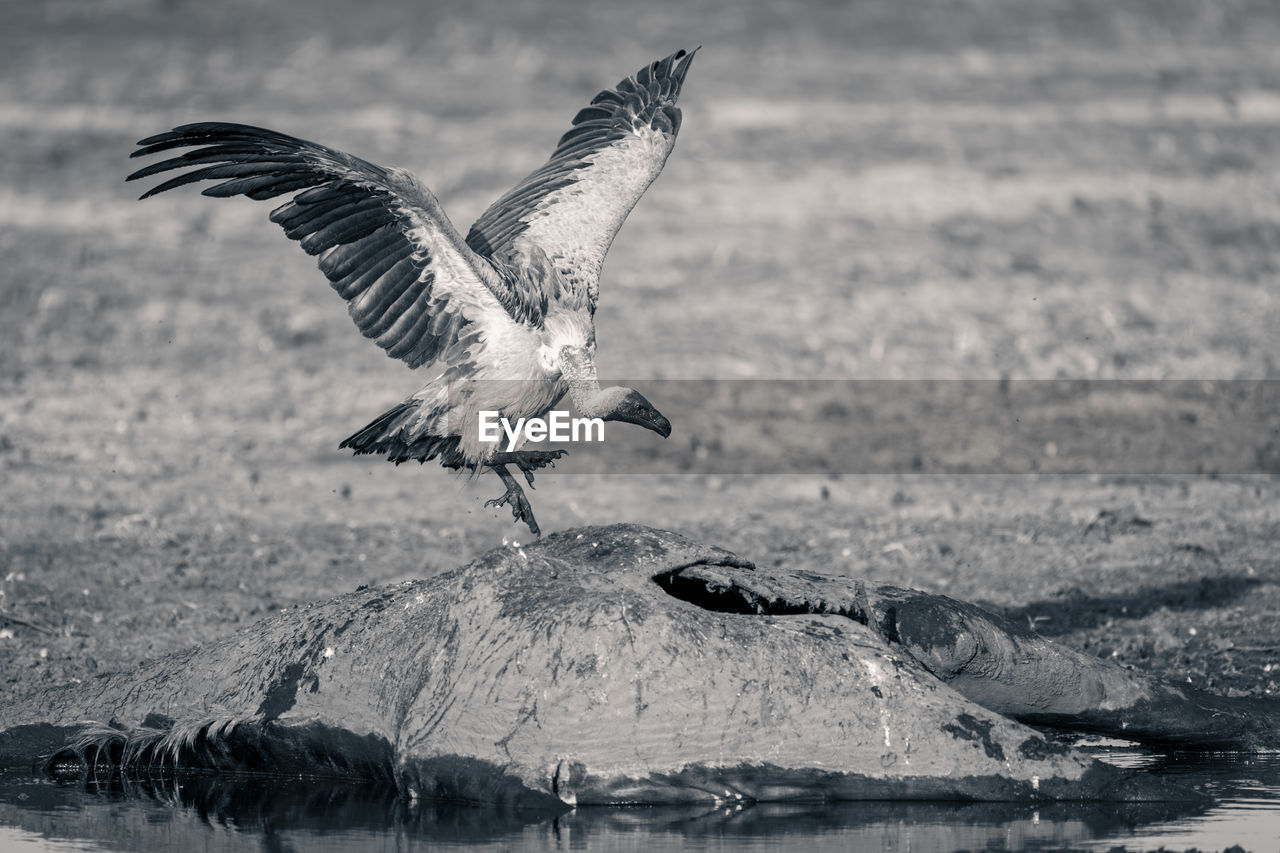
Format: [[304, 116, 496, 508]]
[[507, 449, 569, 490], [486, 466, 541, 536]]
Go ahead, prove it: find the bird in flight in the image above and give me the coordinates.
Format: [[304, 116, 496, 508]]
[[128, 48, 697, 536]]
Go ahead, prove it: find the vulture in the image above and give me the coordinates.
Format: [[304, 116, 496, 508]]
[[128, 49, 698, 536]]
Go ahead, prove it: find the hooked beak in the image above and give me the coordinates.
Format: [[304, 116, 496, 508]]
[[605, 390, 673, 438]]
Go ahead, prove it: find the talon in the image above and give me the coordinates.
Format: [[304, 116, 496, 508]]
[[487, 465, 541, 536], [508, 449, 568, 487]]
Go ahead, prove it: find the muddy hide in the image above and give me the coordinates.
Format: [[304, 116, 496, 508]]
[[0, 525, 1228, 808]]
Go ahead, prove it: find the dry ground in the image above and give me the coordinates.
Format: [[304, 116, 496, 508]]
[[1, 0, 1278, 704]]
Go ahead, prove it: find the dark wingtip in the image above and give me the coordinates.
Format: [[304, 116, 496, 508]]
[[673, 46, 700, 84], [125, 163, 156, 195], [635, 47, 700, 88], [124, 161, 154, 182], [133, 132, 173, 148]]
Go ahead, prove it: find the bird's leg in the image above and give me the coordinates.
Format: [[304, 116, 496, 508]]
[[485, 464, 540, 536], [488, 450, 568, 486]]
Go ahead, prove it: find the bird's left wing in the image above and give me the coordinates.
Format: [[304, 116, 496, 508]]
[[465, 48, 698, 313], [127, 123, 517, 370]]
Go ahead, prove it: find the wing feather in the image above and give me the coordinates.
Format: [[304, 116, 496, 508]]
[[365, 274, 432, 338], [319, 229, 403, 283], [335, 245, 413, 303], [127, 122, 517, 370], [465, 48, 698, 313]]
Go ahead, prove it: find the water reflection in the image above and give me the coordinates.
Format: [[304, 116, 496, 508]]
[[0, 752, 1276, 853]]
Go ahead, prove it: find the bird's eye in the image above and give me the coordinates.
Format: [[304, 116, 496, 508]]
[[675, 49, 686, 59]]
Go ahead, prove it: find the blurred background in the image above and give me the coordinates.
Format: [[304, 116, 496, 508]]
[[1, 0, 1278, 696]]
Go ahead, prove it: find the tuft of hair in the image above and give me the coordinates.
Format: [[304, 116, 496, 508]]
[[57, 714, 254, 774]]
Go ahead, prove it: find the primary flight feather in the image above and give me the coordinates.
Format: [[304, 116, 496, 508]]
[[128, 48, 697, 535]]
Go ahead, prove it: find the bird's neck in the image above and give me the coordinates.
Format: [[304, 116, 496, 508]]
[[559, 346, 615, 418]]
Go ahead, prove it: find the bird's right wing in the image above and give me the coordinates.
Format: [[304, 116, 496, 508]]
[[127, 123, 517, 370], [465, 48, 698, 313]]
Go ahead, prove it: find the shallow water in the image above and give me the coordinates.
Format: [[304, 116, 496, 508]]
[[0, 744, 1277, 852]]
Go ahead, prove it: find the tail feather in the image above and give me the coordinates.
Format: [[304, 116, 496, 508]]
[[340, 401, 465, 468], [339, 401, 416, 453]]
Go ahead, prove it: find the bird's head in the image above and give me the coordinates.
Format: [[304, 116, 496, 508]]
[[597, 386, 672, 438]]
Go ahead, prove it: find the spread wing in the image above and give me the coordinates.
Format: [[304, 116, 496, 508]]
[[466, 48, 698, 313], [127, 123, 517, 370]]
